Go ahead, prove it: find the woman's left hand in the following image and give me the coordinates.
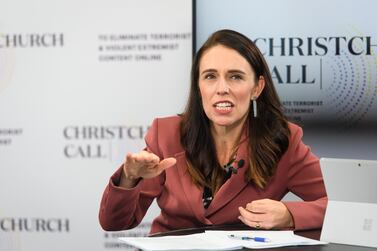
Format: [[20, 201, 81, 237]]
[[238, 199, 294, 229]]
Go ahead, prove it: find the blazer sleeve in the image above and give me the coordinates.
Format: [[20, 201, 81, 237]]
[[99, 119, 164, 231], [282, 125, 328, 230]]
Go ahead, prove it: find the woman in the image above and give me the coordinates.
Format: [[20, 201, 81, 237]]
[[99, 29, 327, 234]]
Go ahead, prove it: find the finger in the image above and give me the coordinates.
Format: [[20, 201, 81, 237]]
[[137, 157, 176, 179], [134, 151, 160, 164], [238, 215, 250, 227], [238, 216, 256, 228], [157, 157, 177, 171], [246, 200, 270, 213], [124, 153, 139, 172], [238, 212, 268, 230], [238, 207, 265, 223], [238, 214, 260, 229], [140, 151, 160, 163], [126, 153, 136, 164], [123, 153, 139, 178]]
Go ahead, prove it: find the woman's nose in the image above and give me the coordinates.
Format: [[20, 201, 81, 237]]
[[216, 78, 230, 95]]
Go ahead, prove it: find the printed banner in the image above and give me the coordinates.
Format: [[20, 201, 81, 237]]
[[196, 0, 377, 160], [0, 0, 192, 250], [196, 0, 377, 129]]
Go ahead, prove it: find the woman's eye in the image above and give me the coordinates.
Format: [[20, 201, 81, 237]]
[[204, 74, 216, 80], [230, 74, 242, 80]]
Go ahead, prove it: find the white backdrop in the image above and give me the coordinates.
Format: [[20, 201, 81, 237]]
[[0, 0, 192, 250]]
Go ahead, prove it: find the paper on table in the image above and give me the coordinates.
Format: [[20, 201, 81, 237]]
[[205, 230, 328, 249], [119, 230, 328, 251], [119, 233, 241, 251]]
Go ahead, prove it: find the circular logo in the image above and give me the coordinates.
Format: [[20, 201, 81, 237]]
[[323, 46, 377, 129]]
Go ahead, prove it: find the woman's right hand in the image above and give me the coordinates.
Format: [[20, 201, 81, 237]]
[[119, 150, 176, 188]]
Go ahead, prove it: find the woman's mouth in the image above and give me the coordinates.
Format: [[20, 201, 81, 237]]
[[213, 101, 234, 112]]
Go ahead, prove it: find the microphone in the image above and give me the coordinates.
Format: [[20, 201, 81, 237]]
[[237, 159, 245, 170], [224, 159, 245, 175]]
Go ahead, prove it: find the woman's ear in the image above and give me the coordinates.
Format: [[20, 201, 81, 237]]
[[252, 76, 265, 98]]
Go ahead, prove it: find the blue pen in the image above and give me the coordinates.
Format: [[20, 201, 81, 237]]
[[228, 234, 271, 242]]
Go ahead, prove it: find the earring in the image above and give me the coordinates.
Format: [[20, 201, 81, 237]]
[[252, 97, 257, 118]]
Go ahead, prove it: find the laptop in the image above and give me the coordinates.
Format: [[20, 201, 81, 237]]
[[319, 158, 377, 248]]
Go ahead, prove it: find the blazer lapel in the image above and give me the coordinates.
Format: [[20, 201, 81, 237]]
[[174, 152, 212, 224], [205, 138, 249, 217]]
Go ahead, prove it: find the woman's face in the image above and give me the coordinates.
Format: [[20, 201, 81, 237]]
[[198, 44, 263, 129]]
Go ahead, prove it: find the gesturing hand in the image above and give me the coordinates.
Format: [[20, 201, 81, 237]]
[[238, 199, 294, 230], [120, 151, 176, 188]]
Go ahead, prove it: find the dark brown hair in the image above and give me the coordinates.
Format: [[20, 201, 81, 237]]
[[180, 29, 290, 192]]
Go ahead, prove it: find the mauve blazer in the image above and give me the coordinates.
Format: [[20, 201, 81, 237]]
[[99, 116, 327, 234]]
